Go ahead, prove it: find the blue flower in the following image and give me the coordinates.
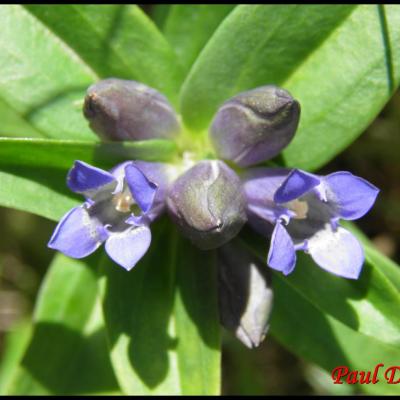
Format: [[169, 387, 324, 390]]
[[48, 160, 168, 270], [242, 168, 379, 279]]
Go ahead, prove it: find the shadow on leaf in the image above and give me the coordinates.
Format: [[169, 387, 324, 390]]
[[100, 219, 221, 392], [21, 322, 119, 394]]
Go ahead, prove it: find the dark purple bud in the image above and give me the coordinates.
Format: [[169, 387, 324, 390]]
[[83, 78, 181, 141], [166, 160, 247, 250], [218, 240, 274, 348], [210, 85, 300, 167]]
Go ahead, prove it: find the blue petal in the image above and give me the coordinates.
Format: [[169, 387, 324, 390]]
[[67, 160, 116, 197], [242, 167, 290, 204], [308, 225, 364, 279], [125, 163, 157, 213], [48, 205, 106, 258], [267, 222, 296, 275], [325, 172, 379, 220], [105, 225, 152, 271], [274, 169, 320, 204]]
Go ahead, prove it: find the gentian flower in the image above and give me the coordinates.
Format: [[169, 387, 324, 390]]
[[242, 168, 379, 279], [48, 160, 170, 270]]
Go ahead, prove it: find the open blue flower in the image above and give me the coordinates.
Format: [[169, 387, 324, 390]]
[[242, 168, 379, 279], [48, 160, 168, 271]]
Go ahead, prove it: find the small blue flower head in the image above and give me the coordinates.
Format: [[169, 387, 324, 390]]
[[242, 168, 379, 279], [48, 160, 169, 271]]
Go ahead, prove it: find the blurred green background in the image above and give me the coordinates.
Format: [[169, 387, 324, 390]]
[[0, 87, 398, 395]]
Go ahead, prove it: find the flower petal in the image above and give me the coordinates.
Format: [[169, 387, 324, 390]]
[[125, 163, 157, 213], [325, 172, 379, 220], [274, 169, 320, 204], [48, 206, 105, 258], [105, 225, 151, 271], [267, 223, 296, 275], [241, 167, 290, 205], [67, 160, 116, 197], [308, 225, 364, 279]]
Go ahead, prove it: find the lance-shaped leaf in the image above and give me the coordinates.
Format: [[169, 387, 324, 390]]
[[343, 221, 400, 292], [0, 5, 97, 140], [180, 5, 400, 170], [0, 138, 176, 170], [0, 253, 120, 395], [0, 98, 43, 138], [270, 273, 400, 395], [24, 5, 183, 106], [163, 5, 235, 76], [150, 5, 171, 30], [98, 220, 221, 395], [0, 321, 32, 394]]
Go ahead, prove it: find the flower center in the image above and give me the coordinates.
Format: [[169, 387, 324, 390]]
[[286, 199, 309, 220], [112, 190, 134, 213]]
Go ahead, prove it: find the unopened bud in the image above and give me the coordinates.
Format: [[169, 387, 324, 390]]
[[218, 240, 274, 348], [83, 78, 181, 141], [210, 85, 300, 167], [166, 160, 247, 250]]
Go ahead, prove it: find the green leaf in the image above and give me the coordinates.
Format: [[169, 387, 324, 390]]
[[364, 244, 400, 293], [180, 5, 400, 170], [99, 220, 221, 395], [282, 5, 400, 170], [240, 229, 400, 395], [0, 5, 97, 140], [270, 274, 400, 395], [150, 5, 171, 30], [0, 320, 33, 393], [0, 138, 176, 221], [0, 169, 79, 222], [0, 138, 177, 169], [344, 221, 400, 292], [0, 98, 43, 138], [24, 5, 183, 106], [1, 253, 120, 395], [172, 228, 221, 395], [163, 5, 235, 76]]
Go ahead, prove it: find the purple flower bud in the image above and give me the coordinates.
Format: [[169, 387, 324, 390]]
[[218, 240, 273, 349], [210, 85, 300, 167], [166, 160, 247, 250], [83, 78, 181, 141]]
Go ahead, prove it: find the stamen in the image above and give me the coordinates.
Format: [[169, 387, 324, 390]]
[[286, 199, 309, 219], [112, 191, 134, 213]]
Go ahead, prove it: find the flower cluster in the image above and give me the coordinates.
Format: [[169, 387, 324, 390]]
[[48, 78, 379, 347]]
